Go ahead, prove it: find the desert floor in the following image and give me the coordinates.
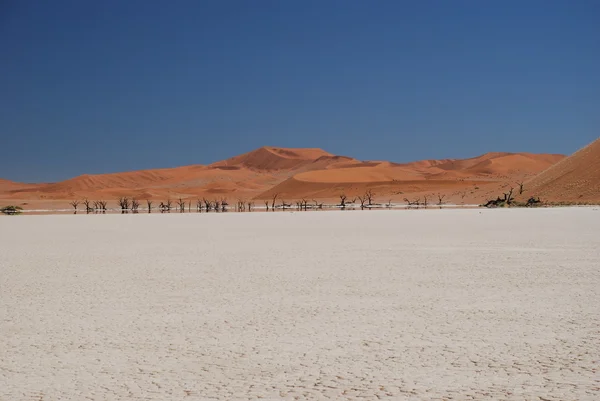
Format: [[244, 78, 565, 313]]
[[1, 209, 599, 400]]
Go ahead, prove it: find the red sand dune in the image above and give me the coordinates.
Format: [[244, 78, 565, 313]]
[[0, 145, 581, 209], [520, 137, 600, 202]]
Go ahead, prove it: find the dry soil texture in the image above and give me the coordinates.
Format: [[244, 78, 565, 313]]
[[1, 209, 599, 400]]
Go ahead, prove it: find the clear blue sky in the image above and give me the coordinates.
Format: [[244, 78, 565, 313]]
[[1, 0, 598, 183]]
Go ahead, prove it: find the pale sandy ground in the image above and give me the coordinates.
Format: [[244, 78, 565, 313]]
[[1, 209, 599, 401]]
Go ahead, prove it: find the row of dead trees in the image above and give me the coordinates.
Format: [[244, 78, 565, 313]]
[[69, 190, 456, 214]]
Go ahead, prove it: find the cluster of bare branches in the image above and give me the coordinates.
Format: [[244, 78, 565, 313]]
[[159, 199, 172, 212], [70, 199, 107, 213], [483, 187, 515, 208], [118, 197, 130, 213], [131, 198, 140, 213], [236, 199, 254, 212]]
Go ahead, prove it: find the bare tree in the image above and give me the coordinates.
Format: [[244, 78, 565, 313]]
[[517, 181, 524, 195], [365, 189, 375, 206], [221, 198, 228, 212], [131, 198, 140, 213], [81, 199, 92, 214], [271, 193, 279, 210], [203, 198, 212, 212], [69, 200, 80, 212], [118, 197, 130, 213], [423, 195, 428, 208], [504, 187, 515, 205], [176, 198, 186, 213], [280, 199, 291, 210], [437, 193, 446, 206], [312, 199, 323, 209], [146, 200, 153, 213], [247, 201, 254, 212], [264, 200, 270, 211], [339, 194, 347, 209], [213, 199, 220, 212], [404, 197, 420, 207], [98, 201, 107, 212], [356, 194, 367, 209], [301, 198, 308, 211], [159, 199, 172, 212], [197, 198, 203, 212], [188, 200, 192, 212]]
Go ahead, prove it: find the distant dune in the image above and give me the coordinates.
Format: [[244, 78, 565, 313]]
[[520, 137, 600, 202], [1, 144, 586, 209]]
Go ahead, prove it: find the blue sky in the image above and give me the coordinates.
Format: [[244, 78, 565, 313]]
[[1, 0, 598, 182]]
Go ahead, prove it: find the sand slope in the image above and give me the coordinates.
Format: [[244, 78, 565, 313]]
[[0, 147, 567, 208], [522, 137, 600, 202]]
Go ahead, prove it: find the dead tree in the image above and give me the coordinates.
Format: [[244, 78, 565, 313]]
[[339, 194, 347, 209], [70, 200, 80, 212], [264, 200, 270, 211], [312, 199, 323, 209], [131, 198, 140, 213], [176, 198, 186, 212], [98, 201, 106, 213], [526, 196, 542, 207], [247, 201, 254, 211], [197, 199, 203, 212], [221, 198, 228, 212], [93, 201, 100, 212], [437, 194, 446, 206], [404, 197, 420, 208], [301, 198, 308, 211], [118, 197, 130, 213], [83, 199, 93, 214], [365, 189, 375, 206], [386, 199, 392, 208], [146, 200, 153, 213], [517, 181, 524, 195], [271, 193, 279, 210], [203, 198, 211, 212], [356, 194, 367, 209], [504, 188, 515, 205], [423, 195, 428, 208], [213, 199, 220, 212], [188, 200, 192, 212], [280, 199, 292, 210]]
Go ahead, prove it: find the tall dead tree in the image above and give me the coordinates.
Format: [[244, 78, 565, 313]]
[[146, 200, 153, 213], [517, 181, 524, 195], [96, 200, 106, 212], [437, 194, 446, 206], [339, 194, 347, 209], [365, 189, 374, 206], [271, 193, 279, 210], [177, 198, 186, 213], [118, 197, 130, 213], [70, 200, 80, 212], [83, 199, 93, 214], [264, 200, 270, 211], [301, 198, 308, 211], [131, 198, 140, 213], [423, 195, 428, 208], [196, 199, 203, 212], [357, 194, 367, 209], [203, 198, 211, 212]]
